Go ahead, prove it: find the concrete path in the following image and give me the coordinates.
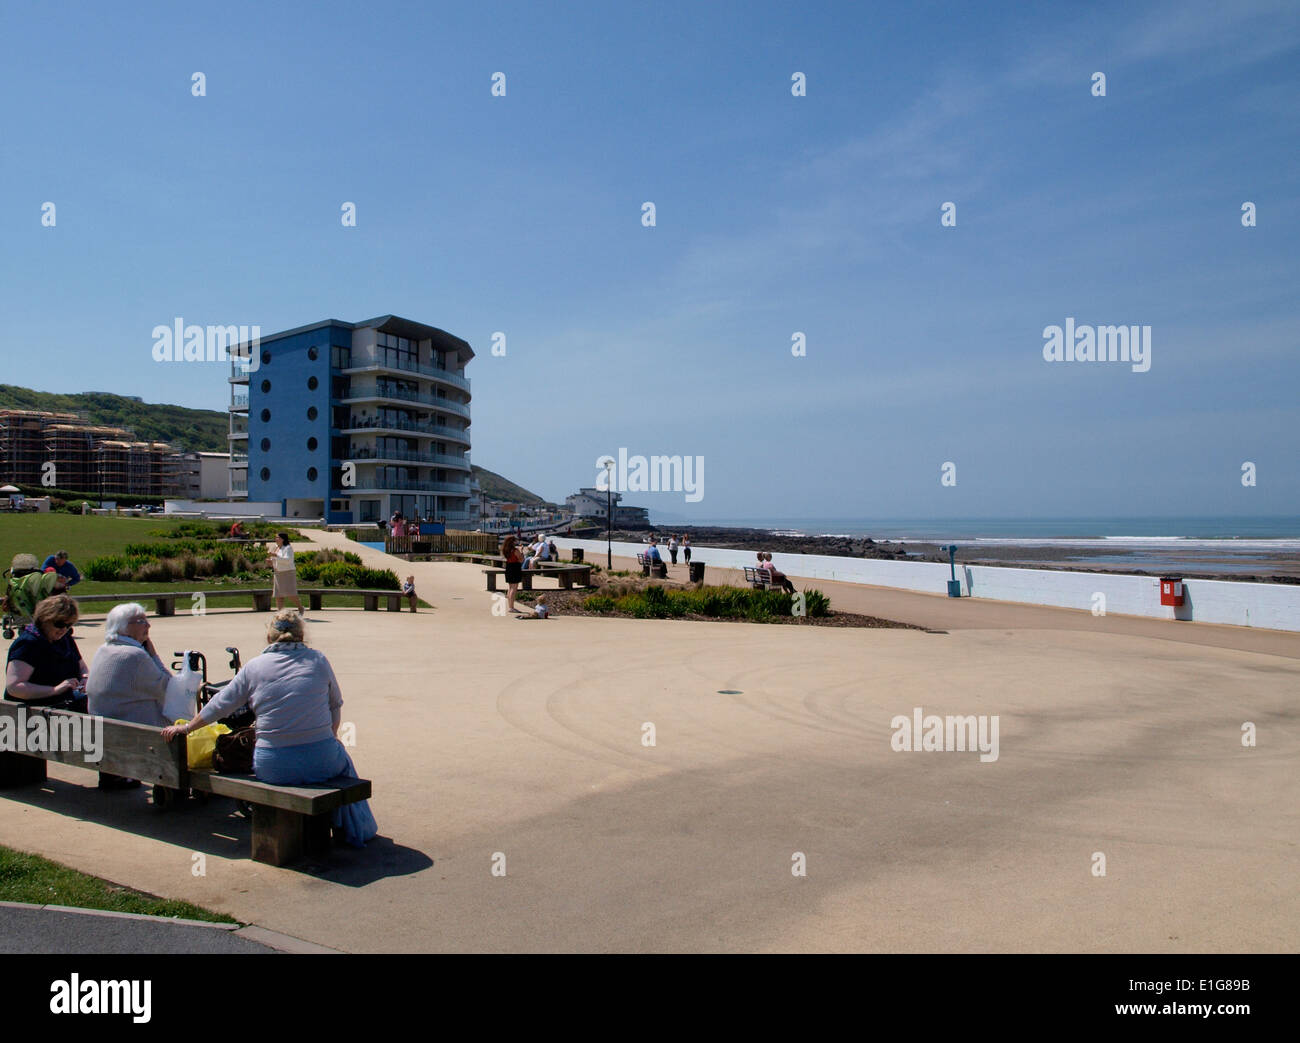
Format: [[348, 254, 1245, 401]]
[[1, 530, 1295, 952], [0, 904, 277, 954]]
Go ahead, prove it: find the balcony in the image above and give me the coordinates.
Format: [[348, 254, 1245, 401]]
[[341, 384, 471, 419], [231, 393, 249, 411], [339, 416, 471, 446], [335, 476, 472, 494], [230, 480, 248, 494], [229, 454, 249, 467], [344, 445, 471, 470], [341, 355, 471, 394], [229, 429, 248, 440]]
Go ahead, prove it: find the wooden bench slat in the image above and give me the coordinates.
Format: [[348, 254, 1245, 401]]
[[187, 769, 371, 813], [0, 704, 185, 787]]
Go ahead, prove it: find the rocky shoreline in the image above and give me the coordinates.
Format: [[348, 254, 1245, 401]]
[[580, 525, 1300, 585]]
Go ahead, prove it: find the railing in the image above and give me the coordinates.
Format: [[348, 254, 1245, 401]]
[[340, 416, 471, 443], [384, 531, 499, 555], [344, 446, 471, 469], [336, 477, 471, 494], [230, 481, 248, 493], [229, 454, 249, 466], [231, 394, 249, 410], [342, 356, 471, 393], [228, 428, 249, 439], [342, 384, 471, 419]]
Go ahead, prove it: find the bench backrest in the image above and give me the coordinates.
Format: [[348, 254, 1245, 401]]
[[0, 702, 185, 787]]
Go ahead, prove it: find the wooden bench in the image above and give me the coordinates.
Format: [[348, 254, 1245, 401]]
[[75, 589, 274, 617], [743, 566, 776, 590], [75, 588, 412, 616], [0, 702, 370, 867], [637, 553, 669, 579], [482, 564, 592, 592], [299, 588, 407, 612]]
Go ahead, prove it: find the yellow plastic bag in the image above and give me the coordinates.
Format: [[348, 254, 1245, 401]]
[[175, 719, 230, 770]]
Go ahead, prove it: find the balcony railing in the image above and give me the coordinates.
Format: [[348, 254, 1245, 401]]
[[345, 445, 471, 469], [230, 481, 248, 493], [231, 394, 249, 410], [229, 429, 249, 439], [341, 384, 471, 419], [340, 416, 471, 444], [229, 454, 249, 467], [335, 477, 472, 494], [342, 355, 471, 393]]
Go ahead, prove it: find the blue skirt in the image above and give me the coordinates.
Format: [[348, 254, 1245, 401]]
[[253, 738, 378, 848]]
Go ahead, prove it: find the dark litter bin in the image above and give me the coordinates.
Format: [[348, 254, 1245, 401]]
[[571, 547, 583, 563], [689, 561, 705, 583]]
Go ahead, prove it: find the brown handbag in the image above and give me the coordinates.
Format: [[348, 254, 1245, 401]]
[[213, 727, 256, 774]]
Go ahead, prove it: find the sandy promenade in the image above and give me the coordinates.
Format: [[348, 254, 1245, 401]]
[[1, 531, 1296, 953]]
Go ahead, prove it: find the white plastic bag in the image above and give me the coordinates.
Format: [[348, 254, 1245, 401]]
[[162, 654, 203, 721]]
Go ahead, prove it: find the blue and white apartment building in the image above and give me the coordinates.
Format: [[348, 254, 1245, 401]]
[[228, 316, 475, 526]]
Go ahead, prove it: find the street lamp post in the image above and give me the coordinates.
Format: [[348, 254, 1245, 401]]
[[603, 458, 614, 570]]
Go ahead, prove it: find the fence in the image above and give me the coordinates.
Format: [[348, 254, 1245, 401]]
[[383, 530, 501, 555]]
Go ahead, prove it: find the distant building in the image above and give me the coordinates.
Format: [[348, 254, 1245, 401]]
[[169, 451, 231, 499], [565, 487, 649, 528], [0, 409, 176, 497]]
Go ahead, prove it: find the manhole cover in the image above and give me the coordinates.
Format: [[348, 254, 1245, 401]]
[[717, 689, 743, 695]]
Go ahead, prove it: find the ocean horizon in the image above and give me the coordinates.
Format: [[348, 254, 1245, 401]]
[[648, 515, 1300, 545]]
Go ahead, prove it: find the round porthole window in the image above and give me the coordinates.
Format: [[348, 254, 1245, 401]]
[[260, 438, 270, 451], [261, 379, 271, 393], [307, 376, 318, 391], [260, 409, 271, 423], [259, 468, 270, 481], [307, 437, 318, 451], [307, 346, 319, 361], [261, 350, 271, 365], [307, 467, 318, 481], [307, 406, 318, 421]]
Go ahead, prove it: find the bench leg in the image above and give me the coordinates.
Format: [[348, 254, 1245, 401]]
[[0, 752, 47, 788], [386, 595, 400, 611], [522, 573, 533, 590], [486, 573, 497, 592], [253, 593, 271, 611], [309, 593, 323, 611], [250, 805, 332, 866], [363, 595, 378, 611], [156, 597, 175, 617]]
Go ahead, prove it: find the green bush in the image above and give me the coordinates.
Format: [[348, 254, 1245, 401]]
[[316, 562, 351, 587], [84, 556, 128, 582], [356, 567, 400, 590], [580, 584, 830, 621]]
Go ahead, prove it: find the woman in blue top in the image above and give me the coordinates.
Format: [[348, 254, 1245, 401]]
[[161, 610, 376, 847]]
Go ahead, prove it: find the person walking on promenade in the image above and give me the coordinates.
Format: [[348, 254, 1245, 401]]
[[681, 535, 691, 565], [668, 535, 679, 565], [267, 533, 303, 613]]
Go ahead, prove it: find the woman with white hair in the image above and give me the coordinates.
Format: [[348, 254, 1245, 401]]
[[86, 603, 172, 728], [85, 603, 172, 791], [162, 610, 377, 847]]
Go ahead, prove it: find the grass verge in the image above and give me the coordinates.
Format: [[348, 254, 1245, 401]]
[[0, 844, 236, 923]]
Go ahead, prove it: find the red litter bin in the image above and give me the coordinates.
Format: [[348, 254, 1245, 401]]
[[1160, 577, 1185, 607]]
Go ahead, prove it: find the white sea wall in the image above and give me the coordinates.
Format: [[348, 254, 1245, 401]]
[[554, 538, 1300, 633]]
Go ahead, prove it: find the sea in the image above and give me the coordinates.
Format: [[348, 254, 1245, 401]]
[[660, 516, 1300, 575]]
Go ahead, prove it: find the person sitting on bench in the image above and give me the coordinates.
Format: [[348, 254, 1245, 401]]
[[761, 552, 796, 594], [162, 611, 377, 848], [646, 539, 666, 569], [4, 595, 88, 713], [86, 602, 171, 790]]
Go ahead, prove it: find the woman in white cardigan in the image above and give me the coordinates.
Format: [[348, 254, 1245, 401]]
[[85, 602, 172, 791], [86, 602, 171, 728]]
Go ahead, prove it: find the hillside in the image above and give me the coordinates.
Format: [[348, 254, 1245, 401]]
[[472, 465, 552, 506], [0, 384, 552, 505], [0, 385, 228, 452]]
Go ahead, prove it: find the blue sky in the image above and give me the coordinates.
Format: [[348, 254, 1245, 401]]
[[0, 0, 1296, 520]]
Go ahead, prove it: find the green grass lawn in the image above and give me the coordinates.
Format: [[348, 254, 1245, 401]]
[[0, 512, 285, 565], [0, 515, 423, 616], [0, 844, 237, 923]]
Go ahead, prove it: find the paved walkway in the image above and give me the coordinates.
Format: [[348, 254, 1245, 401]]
[[0, 530, 1294, 952]]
